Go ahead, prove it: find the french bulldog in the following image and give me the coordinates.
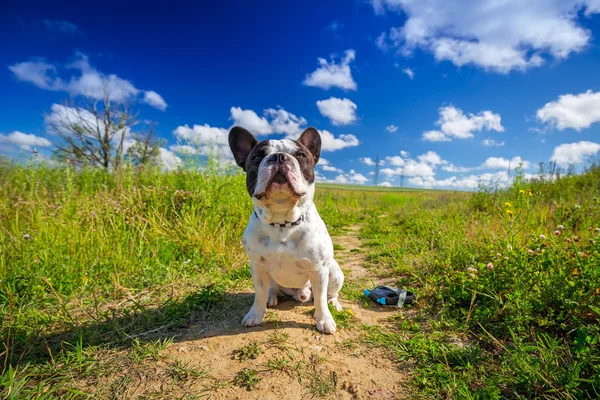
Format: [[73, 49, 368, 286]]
[[228, 126, 344, 334]]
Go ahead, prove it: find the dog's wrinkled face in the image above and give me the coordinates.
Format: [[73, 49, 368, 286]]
[[229, 127, 321, 213]]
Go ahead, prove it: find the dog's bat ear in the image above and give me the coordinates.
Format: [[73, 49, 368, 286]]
[[229, 126, 258, 171], [297, 127, 321, 165]]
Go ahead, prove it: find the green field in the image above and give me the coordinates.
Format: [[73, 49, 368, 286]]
[[1, 159, 599, 399]]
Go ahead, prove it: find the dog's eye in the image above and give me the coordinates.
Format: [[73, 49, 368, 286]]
[[252, 154, 262, 161], [296, 152, 307, 158]]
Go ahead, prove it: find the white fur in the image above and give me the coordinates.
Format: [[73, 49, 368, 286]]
[[240, 140, 344, 334]]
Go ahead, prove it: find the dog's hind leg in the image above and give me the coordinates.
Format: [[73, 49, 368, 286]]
[[267, 279, 281, 307]]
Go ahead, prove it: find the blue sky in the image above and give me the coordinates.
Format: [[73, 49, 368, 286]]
[[2, 0, 600, 189]]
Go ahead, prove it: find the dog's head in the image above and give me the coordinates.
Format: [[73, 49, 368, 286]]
[[228, 126, 321, 219]]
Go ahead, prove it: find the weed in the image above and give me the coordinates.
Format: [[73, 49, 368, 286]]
[[233, 368, 261, 391], [233, 340, 262, 361]]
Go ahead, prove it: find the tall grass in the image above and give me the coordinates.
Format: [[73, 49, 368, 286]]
[[363, 164, 600, 398]]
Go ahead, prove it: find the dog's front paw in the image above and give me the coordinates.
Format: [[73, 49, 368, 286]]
[[241, 309, 265, 327], [267, 294, 279, 307], [315, 315, 337, 334], [328, 297, 343, 312]]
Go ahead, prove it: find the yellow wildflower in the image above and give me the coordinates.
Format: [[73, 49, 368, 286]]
[[505, 202, 512, 208], [506, 209, 514, 216], [519, 189, 525, 194]]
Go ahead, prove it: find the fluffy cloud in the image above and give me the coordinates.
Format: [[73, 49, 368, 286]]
[[317, 130, 360, 151], [481, 156, 530, 170], [322, 165, 344, 173], [442, 164, 472, 173], [332, 171, 369, 184], [536, 90, 600, 131], [385, 156, 405, 167], [228, 107, 308, 137], [378, 181, 393, 187], [360, 157, 383, 166], [172, 124, 229, 146], [422, 130, 451, 142], [417, 151, 444, 165], [8, 54, 167, 110], [375, 32, 389, 52], [386, 125, 398, 133], [550, 141, 600, 166], [371, 0, 600, 73], [401, 67, 414, 80], [410, 171, 511, 190], [159, 148, 182, 171], [316, 97, 357, 126], [230, 107, 273, 135], [422, 106, 504, 142], [303, 49, 357, 91], [170, 124, 234, 161], [481, 138, 505, 147], [142, 91, 168, 111], [265, 108, 307, 136], [0, 131, 52, 151]]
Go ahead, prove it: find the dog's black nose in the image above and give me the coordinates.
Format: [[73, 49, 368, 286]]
[[270, 153, 288, 164]]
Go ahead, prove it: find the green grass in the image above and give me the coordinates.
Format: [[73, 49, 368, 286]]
[[1, 157, 599, 398], [233, 368, 261, 391], [233, 340, 263, 361], [360, 166, 600, 399]]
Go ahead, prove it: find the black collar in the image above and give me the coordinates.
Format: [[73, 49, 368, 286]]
[[254, 211, 305, 228]]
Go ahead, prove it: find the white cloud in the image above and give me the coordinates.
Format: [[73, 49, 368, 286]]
[[8, 54, 167, 110], [551, 141, 600, 166], [316, 97, 357, 126], [143, 91, 168, 111], [402, 67, 415, 80], [417, 151, 445, 165], [537, 90, 600, 131], [381, 161, 435, 178], [386, 124, 398, 133], [230, 107, 273, 135], [482, 138, 505, 147], [410, 171, 512, 190], [322, 165, 344, 173], [442, 164, 472, 173], [314, 130, 360, 152], [422, 106, 504, 142], [371, 0, 600, 73], [265, 108, 307, 136], [422, 130, 451, 142], [385, 155, 405, 167], [375, 32, 389, 52], [159, 148, 182, 171], [378, 181, 393, 187], [8, 61, 61, 90], [173, 124, 229, 146], [303, 49, 357, 91], [481, 156, 530, 170], [0, 131, 52, 151], [170, 124, 235, 161], [361, 157, 383, 166], [331, 172, 369, 184]]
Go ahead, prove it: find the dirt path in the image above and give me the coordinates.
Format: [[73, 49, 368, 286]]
[[128, 225, 407, 399]]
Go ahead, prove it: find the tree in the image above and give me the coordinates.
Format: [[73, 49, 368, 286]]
[[47, 88, 161, 169], [126, 123, 164, 167]]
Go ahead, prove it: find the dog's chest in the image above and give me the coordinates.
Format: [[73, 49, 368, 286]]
[[242, 219, 328, 288]]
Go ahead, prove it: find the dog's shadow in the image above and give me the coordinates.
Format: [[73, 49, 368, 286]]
[[9, 292, 317, 367]]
